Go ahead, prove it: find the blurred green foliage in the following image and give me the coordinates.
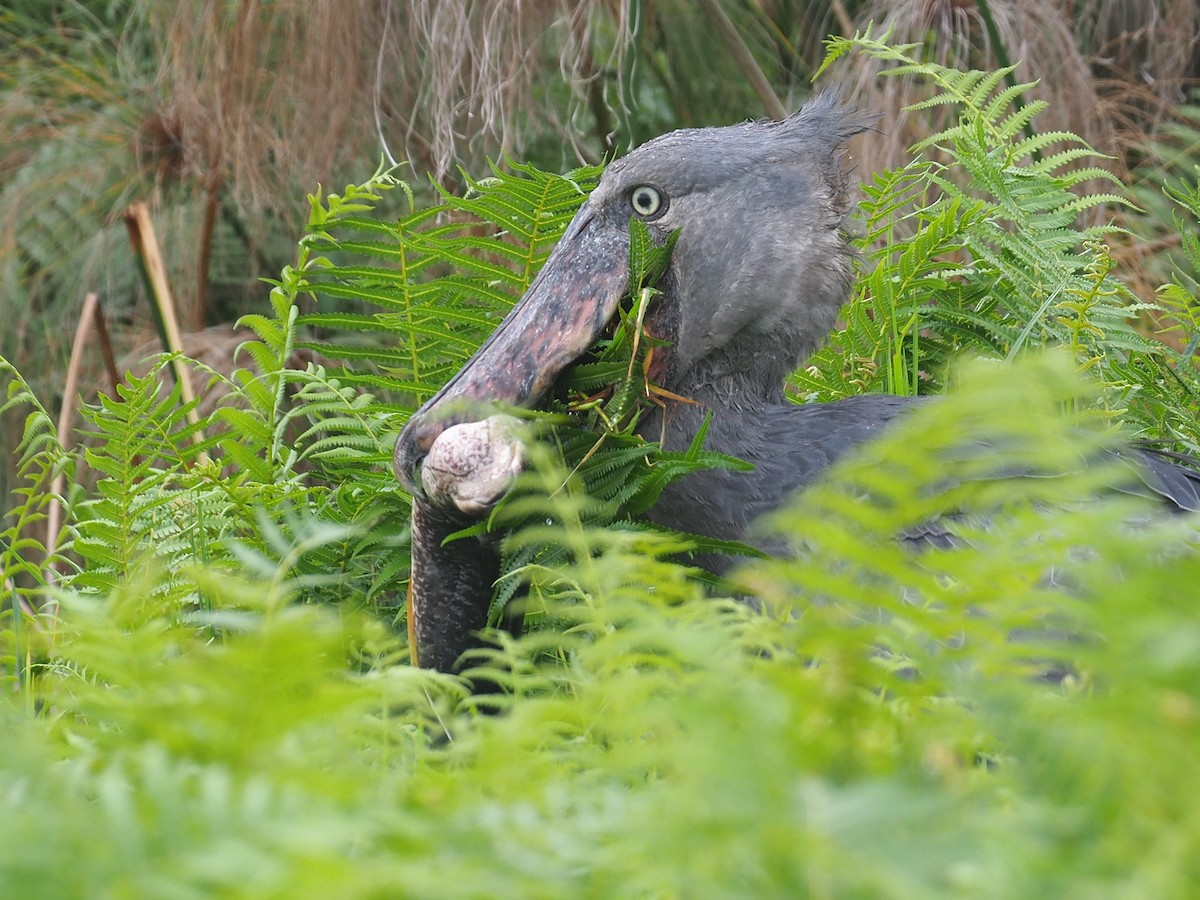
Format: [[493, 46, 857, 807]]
[[3, 356, 1200, 898]]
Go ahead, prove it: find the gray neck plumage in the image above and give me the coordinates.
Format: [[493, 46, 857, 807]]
[[678, 342, 796, 409]]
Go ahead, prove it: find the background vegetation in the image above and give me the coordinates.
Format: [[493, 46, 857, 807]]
[[2, 4, 1200, 896]]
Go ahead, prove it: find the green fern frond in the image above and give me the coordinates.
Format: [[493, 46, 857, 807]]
[[1, 356, 64, 692], [69, 366, 220, 597], [290, 161, 600, 423], [808, 36, 1165, 426]]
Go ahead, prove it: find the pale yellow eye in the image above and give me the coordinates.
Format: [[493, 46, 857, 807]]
[[629, 185, 664, 218]]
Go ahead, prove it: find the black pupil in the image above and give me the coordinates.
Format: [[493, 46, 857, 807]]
[[635, 189, 656, 213]]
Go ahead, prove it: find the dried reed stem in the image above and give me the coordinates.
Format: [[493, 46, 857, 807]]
[[44, 292, 103, 569], [124, 202, 210, 463], [698, 0, 787, 120]]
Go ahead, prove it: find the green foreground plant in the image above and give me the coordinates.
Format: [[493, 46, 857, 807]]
[[4, 355, 1200, 898], [1, 36, 1199, 897]]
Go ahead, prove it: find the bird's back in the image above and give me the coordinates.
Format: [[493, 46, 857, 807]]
[[645, 394, 1200, 575]]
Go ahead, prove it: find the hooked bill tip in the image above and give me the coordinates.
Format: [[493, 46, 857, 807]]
[[421, 417, 525, 517]]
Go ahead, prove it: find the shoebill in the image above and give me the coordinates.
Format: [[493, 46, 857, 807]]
[[393, 95, 1200, 673]]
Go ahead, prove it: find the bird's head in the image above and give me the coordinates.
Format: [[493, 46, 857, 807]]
[[395, 95, 869, 498]]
